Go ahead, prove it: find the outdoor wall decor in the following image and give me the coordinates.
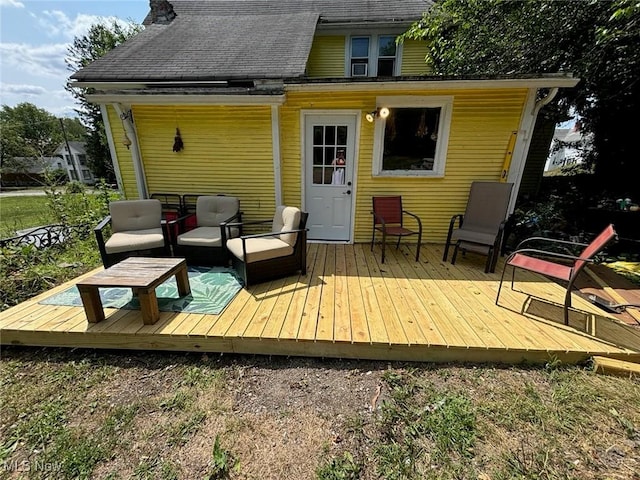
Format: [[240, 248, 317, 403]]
[[173, 128, 184, 152]]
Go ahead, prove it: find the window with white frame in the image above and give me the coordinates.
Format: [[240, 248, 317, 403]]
[[350, 37, 370, 77], [82, 170, 92, 180], [372, 96, 453, 177], [349, 34, 399, 77]]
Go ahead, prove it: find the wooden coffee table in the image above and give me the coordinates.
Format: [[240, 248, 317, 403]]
[[77, 257, 190, 325]]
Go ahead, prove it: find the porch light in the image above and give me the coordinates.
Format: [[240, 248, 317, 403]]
[[365, 107, 390, 123]]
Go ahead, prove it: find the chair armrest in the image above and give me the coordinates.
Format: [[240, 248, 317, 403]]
[[94, 215, 111, 232], [403, 210, 423, 230], [372, 212, 387, 227], [449, 213, 463, 230], [224, 218, 271, 229], [509, 248, 596, 264], [94, 215, 111, 264], [238, 227, 307, 241], [515, 236, 589, 250], [220, 211, 243, 243]]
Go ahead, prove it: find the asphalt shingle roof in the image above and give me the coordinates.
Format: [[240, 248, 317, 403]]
[[72, 12, 320, 82], [71, 0, 431, 83]]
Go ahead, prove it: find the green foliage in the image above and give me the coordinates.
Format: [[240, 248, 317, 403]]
[[204, 435, 237, 480], [316, 452, 362, 480], [0, 102, 63, 165], [375, 372, 478, 478], [66, 19, 142, 182], [400, 0, 640, 194]]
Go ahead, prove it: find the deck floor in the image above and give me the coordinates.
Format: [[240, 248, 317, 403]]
[[2, 243, 639, 364]]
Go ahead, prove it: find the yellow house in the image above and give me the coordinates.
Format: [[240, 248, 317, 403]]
[[70, 0, 578, 244]]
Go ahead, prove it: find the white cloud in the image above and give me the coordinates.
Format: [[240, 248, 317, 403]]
[[39, 10, 128, 40], [0, 42, 68, 78], [0, 0, 25, 8], [0, 83, 47, 96]]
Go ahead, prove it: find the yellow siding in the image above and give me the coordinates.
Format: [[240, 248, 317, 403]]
[[126, 105, 275, 219], [401, 39, 431, 75], [280, 88, 527, 243], [306, 35, 345, 78], [106, 105, 139, 199]]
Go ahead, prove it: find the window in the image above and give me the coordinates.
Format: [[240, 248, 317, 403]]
[[312, 124, 349, 185], [78, 154, 87, 166], [65, 155, 72, 165], [372, 96, 453, 177], [350, 37, 369, 77], [377, 36, 397, 76], [70, 171, 78, 180], [82, 170, 92, 180], [349, 34, 399, 77]]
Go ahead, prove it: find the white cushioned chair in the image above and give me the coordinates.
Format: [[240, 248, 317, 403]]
[[173, 195, 241, 266], [95, 199, 169, 268], [226, 206, 308, 286]]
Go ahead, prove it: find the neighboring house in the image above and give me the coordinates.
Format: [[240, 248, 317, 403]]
[[0, 142, 95, 187], [544, 123, 589, 174], [54, 142, 96, 185], [69, 0, 579, 243]]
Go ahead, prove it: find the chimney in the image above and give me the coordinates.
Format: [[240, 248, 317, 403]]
[[149, 0, 177, 24]]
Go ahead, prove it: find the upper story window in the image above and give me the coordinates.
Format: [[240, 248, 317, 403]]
[[377, 36, 397, 76], [349, 34, 398, 77], [65, 155, 72, 165], [372, 96, 453, 178], [78, 154, 87, 166], [350, 37, 370, 77]]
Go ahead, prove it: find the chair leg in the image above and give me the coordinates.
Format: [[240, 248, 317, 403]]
[[381, 230, 386, 263], [396, 236, 401, 250], [484, 247, 493, 273], [371, 228, 375, 252], [415, 232, 422, 262], [451, 242, 460, 265], [496, 262, 511, 305]]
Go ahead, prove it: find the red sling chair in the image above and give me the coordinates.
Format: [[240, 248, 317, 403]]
[[496, 224, 617, 325]]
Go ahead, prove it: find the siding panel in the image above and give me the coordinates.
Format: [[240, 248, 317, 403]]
[[400, 39, 431, 76], [306, 35, 345, 78], [106, 105, 139, 199], [130, 105, 276, 218]]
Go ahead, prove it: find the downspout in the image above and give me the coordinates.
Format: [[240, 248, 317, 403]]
[[506, 87, 558, 213], [112, 103, 148, 199]]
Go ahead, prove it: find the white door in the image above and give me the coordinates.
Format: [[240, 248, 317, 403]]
[[304, 115, 356, 241]]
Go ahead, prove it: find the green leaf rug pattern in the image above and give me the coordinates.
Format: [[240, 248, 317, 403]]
[[40, 266, 244, 315]]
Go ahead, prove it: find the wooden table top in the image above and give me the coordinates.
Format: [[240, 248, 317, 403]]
[[77, 257, 187, 289]]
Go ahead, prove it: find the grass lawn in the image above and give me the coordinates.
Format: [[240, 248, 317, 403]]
[[1, 349, 638, 479], [0, 195, 55, 237]]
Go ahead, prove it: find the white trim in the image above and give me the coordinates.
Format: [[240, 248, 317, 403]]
[[88, 94, 285, 105], [286, 77, 579, 92], [372, 95, 453, 178], [100, 104, 124, 192], [271, 105, 283, 206], [507, 89, 538, 214], [346, 33, 401, 78], [112, 103, 148, 199]]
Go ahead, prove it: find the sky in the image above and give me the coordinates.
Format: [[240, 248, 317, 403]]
[[0, 0, 149, 117]]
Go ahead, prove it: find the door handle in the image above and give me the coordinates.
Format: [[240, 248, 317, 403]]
[[343, 190, 351, 195]]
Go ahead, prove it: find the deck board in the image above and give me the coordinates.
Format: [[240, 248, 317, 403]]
[[1, 243, 638, 364]]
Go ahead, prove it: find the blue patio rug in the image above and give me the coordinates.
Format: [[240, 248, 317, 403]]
[[40, 266, 244, 315]]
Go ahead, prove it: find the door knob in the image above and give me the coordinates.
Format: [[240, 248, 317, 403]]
[[344, 190, 351, 195], [347, 181, 352, 186]]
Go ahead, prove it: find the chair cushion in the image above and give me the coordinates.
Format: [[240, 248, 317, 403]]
[[104, 228, 165, 254], [110, 199, 162, 233], [272, 206, 301, 246], [227, 237, 293, 263], [196, 196, 239, 227], [177, 226, 223, 247]]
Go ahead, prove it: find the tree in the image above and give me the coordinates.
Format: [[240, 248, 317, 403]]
[[65, 19, 143, 182], [401, 0, 640, 195]]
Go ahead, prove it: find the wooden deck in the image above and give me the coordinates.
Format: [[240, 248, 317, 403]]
[[2, 243, 639, 364]]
